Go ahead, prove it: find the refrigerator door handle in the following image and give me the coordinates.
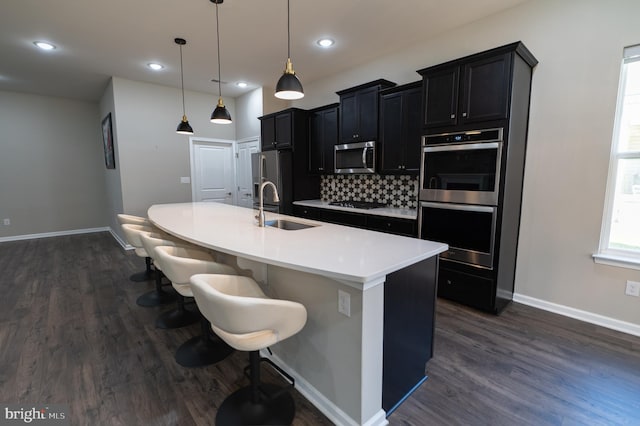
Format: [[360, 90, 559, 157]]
[[260, 154, 267, 182]]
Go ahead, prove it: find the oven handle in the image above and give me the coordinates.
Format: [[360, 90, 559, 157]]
[[419, 201, 496, 213], [423, 141, 501, 153]]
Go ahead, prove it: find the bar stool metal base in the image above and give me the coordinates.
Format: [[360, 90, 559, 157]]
[[136, 288, 177, 307], [155, 306, 199, 329], [130, 257, 156, 282], [215, 384, 295, 426], [175, 335, 234, 368]]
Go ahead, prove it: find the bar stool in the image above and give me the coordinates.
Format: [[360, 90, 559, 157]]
[[117, 214, 155, 282], [190, 273, 307, 425], [139, 231, 200, 328], [154, 246, 238, 368], [121, 224, 178, 307]]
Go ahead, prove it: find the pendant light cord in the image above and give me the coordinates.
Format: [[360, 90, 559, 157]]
[[179, 44, 186, 116], [287, 0, 291, 59], [216, 1, 222, 98]]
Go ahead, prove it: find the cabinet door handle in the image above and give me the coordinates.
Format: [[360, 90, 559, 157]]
[[462, 112, 467, 117], [319, 167, 324, 171], [450, 114, 455, 119]]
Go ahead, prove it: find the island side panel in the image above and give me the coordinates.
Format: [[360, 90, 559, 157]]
[[266, 265, 385, 425], [383, 255, 439, 413]]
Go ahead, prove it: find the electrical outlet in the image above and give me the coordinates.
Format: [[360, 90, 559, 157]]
[[338, 290, 351, 317], [180, 176, 190, 184], [3, 218, 9, 226], [625, 280, 640, 297]]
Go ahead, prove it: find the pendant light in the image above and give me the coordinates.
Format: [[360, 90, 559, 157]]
[[175, 38, 194, 135], [275, 0, 304, 100], [210, 0, 232, 124]]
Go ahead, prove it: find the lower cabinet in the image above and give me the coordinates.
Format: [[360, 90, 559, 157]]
[[292, 205, 417, 237], [436, 261, 507, 313], [367, 216, 416, 237]]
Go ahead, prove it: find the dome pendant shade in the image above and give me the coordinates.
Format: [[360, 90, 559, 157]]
[[210, 0, 232, 124], [175, 37, 194, 135], [275, 58, 304, 100], [275, 0, 304, 100], [176, 116, 194, 134], [211, 97, 232, 124]]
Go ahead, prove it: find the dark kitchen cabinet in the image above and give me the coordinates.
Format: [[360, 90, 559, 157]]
[[309, 104, 339, 174], [337, 79, 395, 143], [259, 108, 308, 151], [367, 215, 416, 237], [418, 43, 535, 130], [321, 209, 368, 228], [292, 205, 417, 237], [417, 41, 538, 314], [379, 82, 422, 174]]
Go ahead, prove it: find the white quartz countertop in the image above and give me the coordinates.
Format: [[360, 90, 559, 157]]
[[294, 199, 418, 220], [148, 202, 446, 285]]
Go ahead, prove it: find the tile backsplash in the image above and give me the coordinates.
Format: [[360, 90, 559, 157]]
[[320, 175, 419, 209]]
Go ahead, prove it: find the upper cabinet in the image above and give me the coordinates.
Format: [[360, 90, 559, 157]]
[[418, 42, 538, 130], [337, 79, 395, 144], [309, 104, 339, 174], [259, 108, 308, 151], [379, 82, 422, 174]]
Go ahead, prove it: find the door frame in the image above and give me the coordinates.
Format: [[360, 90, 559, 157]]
[[189, 137, 236, 203], [235, 136, 260, 208]]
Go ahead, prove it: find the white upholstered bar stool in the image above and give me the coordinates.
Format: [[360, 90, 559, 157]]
[[121, 223, 178, 307], [117, 214, 155, 282], [190, 273, 308, 425], [154, 246, 239, 368], [139, 231, 200, 328]]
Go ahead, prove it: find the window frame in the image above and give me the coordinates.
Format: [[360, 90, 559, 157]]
[[594, 44, 640, 270]]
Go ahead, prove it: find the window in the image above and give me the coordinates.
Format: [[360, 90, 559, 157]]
[[595, 44, 640, 270]]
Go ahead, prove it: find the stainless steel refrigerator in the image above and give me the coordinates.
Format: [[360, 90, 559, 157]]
[[251, 151, 292, 214]]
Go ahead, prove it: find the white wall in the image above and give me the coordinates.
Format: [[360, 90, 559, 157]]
[[99, 79, 124, 239], [294, 0, 640, 326], [235, 87, 263, 140], [0, 90, 108, 238], [106, 77, 236, 238]]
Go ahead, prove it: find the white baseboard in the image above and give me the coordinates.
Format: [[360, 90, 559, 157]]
[[513, 293, 640, 338], [0, 227, 110, 243], [261, 350, 388, 426], [108, 227, 133, 250]]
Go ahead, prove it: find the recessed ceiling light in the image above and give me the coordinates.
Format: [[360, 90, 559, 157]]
[[34, 41, 56, 51], [317, 38, 334, 48], [147, 63, 164, 71], [236, 82, 248, 88]]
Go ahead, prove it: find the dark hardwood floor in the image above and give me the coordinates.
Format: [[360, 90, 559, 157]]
[[1, 232, 639, 425]]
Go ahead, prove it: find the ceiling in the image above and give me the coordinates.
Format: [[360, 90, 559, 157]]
[[1, 0, 528, 102]]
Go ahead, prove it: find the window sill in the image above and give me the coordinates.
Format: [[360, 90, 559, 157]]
[[592, 253, 640, 271]]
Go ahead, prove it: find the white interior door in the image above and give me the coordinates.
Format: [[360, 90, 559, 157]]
[[236, 138, 260, 208], [190, 139, 235, 203]]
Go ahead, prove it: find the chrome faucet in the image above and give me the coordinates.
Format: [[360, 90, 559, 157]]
[[256, 180, 280, 227]]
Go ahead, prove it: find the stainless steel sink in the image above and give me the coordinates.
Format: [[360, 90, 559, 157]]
[[264, 219, 317, 231]]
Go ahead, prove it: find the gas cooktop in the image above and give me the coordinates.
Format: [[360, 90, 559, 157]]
[[329, 200, 388, 210]]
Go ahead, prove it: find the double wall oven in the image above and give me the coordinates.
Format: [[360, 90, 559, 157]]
[[418, 128, 503, 270]]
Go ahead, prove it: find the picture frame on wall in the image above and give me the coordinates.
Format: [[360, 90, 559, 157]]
[[102, 113, 115, 169]]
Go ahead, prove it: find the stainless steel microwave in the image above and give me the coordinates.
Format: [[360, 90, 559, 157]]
[[334, 141, 376, 174]]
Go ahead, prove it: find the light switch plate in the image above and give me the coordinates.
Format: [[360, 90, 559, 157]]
[[180, 177, 190, 184]]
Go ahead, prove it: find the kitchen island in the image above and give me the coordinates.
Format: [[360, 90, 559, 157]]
[[148, 202, 447, 426]]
